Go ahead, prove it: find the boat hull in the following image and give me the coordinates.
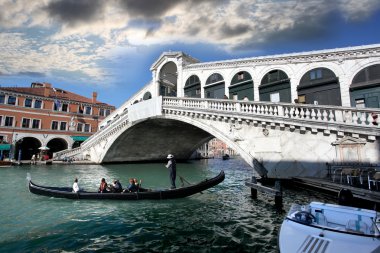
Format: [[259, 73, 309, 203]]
[[29, 171, 225, 200], [279, 218, 380, 253]]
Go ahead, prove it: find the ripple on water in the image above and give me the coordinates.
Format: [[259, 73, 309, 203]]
[[0, 159, 336, 252]]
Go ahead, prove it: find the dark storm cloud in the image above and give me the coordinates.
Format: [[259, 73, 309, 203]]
[[220, 23, 251, 38], [118, 0, 180, 19], [231, 8, 338, 51], [45, 0, 105, 26]]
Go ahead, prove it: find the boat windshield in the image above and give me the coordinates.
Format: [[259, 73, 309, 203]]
[[287, 202, 380, 236]]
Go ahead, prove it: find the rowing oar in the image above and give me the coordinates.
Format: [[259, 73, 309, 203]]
[[178, 175, 203, 194]]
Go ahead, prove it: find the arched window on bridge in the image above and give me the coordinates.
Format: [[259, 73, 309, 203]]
[[159, 62, 178, 97], [143, 92, 152, 100], [350, 64, 380, 108], [298, 68, 341, 106], [204, 73, 225, 99], [229, 71, 253, 100], [184, 75, 201, 98], [259, 70, 291, 103]]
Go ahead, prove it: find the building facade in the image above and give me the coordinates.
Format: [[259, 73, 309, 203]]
[[0, 82, 115, 160]]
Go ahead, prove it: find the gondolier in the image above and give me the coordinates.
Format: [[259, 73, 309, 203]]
[[165, 154, 176, 189]]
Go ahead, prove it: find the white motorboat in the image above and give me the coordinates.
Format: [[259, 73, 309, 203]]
[[279, 202, 380, 253]]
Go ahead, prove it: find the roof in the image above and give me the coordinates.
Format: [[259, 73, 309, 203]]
[[0, 86, 114, 107]]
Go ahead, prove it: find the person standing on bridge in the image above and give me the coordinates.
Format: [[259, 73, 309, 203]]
[[166, 154, 176, 189]]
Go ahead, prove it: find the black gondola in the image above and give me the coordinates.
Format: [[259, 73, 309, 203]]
[[222, 154, 230, 160], [28, 171, 225, 200]]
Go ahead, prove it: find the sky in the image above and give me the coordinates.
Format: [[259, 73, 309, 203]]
[[0, 0, 380, 107]]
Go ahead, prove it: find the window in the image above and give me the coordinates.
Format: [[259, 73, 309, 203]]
[[355, 98, 365, 109], [106, 109, 111, 116], [99, 108, 105, 117], [84, 123, 91, 132], [60, 122, 67, 131], [32, 119, 40, 129], [7, 96, 16, 105], [51, 121, 58, 130], [61, 103, 69, 112], [22, 118, 30, 128], [0, 116, 2, 125], [237, 72, 244, 80], [24, 98, 32, 107], [4, 116, 14, 127], [310, 69, 322, 80], [34, 100, 42, 109], [76, 123, 83, 132], [53, 100, 60, 111], [84, 106, 92, 115], [0, 94, 5, 104], [298, 95, 306, 104], [78, 105, 84, 114], [270, 92, 280, 103]]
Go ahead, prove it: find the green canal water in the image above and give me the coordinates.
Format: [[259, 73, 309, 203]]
[[0, 158, 334, 252]]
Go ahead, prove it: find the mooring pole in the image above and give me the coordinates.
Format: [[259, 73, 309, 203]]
[[251, 176, 258, 199], [274, 180, 283, 208]]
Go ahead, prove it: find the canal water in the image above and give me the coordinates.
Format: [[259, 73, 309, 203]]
[[0, 158, 334, 252]]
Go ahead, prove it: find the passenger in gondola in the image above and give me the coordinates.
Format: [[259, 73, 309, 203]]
[[112, 179, 123, 193], [72, 178, 81, 193], [126, 178, 138, 192], [133, 178, 141, 190], [98, 178, 108, 193]]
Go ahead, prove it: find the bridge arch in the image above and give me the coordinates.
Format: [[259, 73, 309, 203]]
[[99, 115, 263, 175], [204, 73, 226, 99], [259, 69, 291, 103], [184, 75, 201, 98], [298, 67, 341, 106], [229, 71, 254, 100], [158, 61, 178, 97], [349, 63, 380, 108]]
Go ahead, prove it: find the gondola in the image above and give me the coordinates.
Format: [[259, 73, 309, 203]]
[[28, 171, 225, 200]]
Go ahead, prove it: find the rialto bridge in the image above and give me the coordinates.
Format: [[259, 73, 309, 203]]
[[55, 44, 380, 178]]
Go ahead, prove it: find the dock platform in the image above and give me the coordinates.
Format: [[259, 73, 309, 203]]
[[292, 177, 380, 205]]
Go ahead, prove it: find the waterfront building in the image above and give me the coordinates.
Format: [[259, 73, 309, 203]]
[[0, 82, 115, 160]]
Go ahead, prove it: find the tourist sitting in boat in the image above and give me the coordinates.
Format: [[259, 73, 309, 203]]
[[111, 180, 123, 193], [72, 178, 81, 193], [125, 178, 138, 192], [98, 178, 108, 193], [133, 178, 142, 190]]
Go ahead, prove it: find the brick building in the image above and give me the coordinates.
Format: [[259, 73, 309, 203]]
[[0, 82, 115, 160]]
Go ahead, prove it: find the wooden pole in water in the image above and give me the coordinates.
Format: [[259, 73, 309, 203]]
[[251, 176, 258, 199], [274, 180, 283, 208]]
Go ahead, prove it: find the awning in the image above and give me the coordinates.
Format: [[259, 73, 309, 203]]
[[71, 136, 89, 142], [0, 144, 11, 151]]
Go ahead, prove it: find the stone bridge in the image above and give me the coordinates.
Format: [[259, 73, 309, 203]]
[[55, 96, 380, 179]]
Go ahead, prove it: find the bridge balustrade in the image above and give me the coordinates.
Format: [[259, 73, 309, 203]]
[[162, 97, 379, 129]]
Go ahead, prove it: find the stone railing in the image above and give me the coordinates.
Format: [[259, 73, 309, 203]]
[[53, 147, 82, 160], [162, 97, 380, 137]]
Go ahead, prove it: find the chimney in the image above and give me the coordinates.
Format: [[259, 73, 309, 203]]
[[92, 91, 98, 103], [43, 85, 51, 97]]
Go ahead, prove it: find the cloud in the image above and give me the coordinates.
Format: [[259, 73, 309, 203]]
[[118, 0, 180, 19], [18, 71, 46, 77], [45, 0, 106, 27]]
